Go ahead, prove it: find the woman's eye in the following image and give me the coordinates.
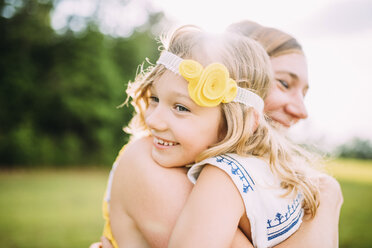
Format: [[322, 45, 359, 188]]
[[175, 104, 190, 112], [278, 80, 289, 89]]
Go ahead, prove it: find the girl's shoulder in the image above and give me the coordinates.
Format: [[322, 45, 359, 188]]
[[188, 153, 271, 180], [188, 153, 270, 184], [187, 153, 304, 247]]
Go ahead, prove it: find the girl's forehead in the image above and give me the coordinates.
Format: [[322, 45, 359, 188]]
[[152, 70, 189, 94]]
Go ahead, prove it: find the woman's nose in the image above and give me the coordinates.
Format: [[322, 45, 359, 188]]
[[145, 106, 168, 131], [286, 93, 308, 120]]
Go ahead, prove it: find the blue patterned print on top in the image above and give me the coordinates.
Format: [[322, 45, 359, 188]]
[[266, 193, 303, 241], [215, 154, 255, 193]]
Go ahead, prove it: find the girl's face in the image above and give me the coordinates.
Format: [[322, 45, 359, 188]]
[[264, 53, 309, 128], [145, 70, 223, 167]]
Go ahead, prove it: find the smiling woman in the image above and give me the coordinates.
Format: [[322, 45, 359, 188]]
[[227, 20, 309, 128], [265, 53, 309, 127]]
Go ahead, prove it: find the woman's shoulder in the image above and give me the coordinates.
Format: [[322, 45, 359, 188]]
[[111, 136, 154, 176], [116, 136, 189, 178], [317, 173, 343, 207], [118, 136, 153, 161]]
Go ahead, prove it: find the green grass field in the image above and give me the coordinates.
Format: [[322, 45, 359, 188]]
[[0, 158, 371, 247], [0, 168, 108, 248], [326, 159, 372, 248]]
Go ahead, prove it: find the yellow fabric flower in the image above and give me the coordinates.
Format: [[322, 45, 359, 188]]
[[179, 59, 203, 88], [222, 79, 238, 103], [180, 61, 238, 107]]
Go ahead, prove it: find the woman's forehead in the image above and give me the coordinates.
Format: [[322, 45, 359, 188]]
[[270, 53, 308, 84]]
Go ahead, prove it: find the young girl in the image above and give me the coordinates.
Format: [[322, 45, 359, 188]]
[[102, 25, 320, 248]]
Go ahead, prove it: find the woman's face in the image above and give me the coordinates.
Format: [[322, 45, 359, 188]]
[[264, 53, 309, 128]]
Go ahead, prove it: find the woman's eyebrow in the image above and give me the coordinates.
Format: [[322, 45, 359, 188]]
[[275, 70, 299, 81]]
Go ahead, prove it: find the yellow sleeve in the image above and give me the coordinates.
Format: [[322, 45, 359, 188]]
[[101, 145, 127, 248], [102, 198, 119, 248]]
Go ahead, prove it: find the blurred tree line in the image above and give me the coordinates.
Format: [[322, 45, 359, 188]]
[[335, 137, 372, 160], [0, 0, 164, 167], [1, 1, 370, 168]]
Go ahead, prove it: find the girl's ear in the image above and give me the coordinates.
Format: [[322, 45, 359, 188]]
[[218, 114, 228, 141]]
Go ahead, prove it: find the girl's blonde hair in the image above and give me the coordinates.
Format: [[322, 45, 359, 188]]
[[125, 25, 319, 218]]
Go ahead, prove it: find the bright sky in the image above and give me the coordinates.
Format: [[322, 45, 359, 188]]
[[52, 0, 372, 149]]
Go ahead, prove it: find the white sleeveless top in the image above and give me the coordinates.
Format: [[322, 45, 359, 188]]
[[187, 154, 304, 248]]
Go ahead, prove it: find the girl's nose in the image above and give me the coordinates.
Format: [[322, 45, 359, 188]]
[[145, 106, 168, 131]]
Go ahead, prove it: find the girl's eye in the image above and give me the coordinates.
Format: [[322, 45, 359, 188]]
[[149, 96, 159, 103], [278, 79, 289, 89], [175, 104, 190, 112]]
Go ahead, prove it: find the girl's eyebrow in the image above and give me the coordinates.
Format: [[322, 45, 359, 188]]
[[172, 91, 197, 107], [173, 91, 190, 99], [149, 84, 195, 104], [149, 85, 157, 93]]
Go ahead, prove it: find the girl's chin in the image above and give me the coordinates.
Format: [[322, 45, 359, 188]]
[[151, 149, 182, 168]]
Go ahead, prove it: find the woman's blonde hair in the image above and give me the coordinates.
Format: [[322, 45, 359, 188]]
[[226, 20, 304, 57], [125, 25, 319, 218]]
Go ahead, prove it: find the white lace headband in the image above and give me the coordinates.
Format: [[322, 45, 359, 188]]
[[156, 51, 264, 113]]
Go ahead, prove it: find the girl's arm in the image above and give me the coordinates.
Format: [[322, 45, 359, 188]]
[[168, 166, 343, 248], [111, 137, 254, 248], [102, 138, 342, 247], [169, 165, 246, 248], [231, 229, 255, 248], [99, 176, 341, 248], [97, 229, 254, 248]]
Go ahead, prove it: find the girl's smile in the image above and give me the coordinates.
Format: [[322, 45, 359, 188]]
[[145, 70, 223, 168], [153, 136, 179, 148]]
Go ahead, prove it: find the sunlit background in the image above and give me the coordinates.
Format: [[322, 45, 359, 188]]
[[1, 0, 372, 247], [49, 0, 372, 150]]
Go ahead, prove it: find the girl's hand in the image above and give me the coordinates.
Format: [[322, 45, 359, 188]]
[[89, 242, 102, 248], [89, 237, 114, 248], [100, 236, 114, 248]]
